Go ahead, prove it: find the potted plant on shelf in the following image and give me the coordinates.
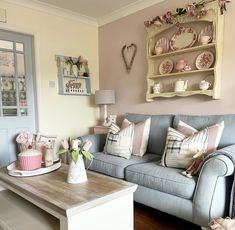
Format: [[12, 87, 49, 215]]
[[57, 138, 93, 184]]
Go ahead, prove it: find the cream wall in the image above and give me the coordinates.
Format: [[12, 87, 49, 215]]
[[0, 1, 99, 142], [99, 0, 235, 122]]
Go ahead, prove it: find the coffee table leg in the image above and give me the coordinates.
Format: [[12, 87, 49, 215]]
[[60, 193, 134, 230]]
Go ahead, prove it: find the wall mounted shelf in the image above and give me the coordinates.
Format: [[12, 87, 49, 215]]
[[55, 55, 91, 96], [145, 0, 224, 101]]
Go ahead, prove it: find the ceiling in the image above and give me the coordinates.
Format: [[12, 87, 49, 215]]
[[37, 0, 141, 19], [26, 0, 164, 26]]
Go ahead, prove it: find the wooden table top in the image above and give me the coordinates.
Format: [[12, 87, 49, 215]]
[[0, 164, 137, 217]]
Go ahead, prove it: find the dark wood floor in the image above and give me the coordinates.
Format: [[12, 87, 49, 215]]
[[134, 203, 201, 230]]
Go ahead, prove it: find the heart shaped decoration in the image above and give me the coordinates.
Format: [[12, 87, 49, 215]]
[[121, 43, 137, 73]]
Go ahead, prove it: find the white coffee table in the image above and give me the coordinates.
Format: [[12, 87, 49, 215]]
[[0, 164, 137, 230]]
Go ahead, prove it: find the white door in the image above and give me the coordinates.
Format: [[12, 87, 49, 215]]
[[0, 30, 37, 166]]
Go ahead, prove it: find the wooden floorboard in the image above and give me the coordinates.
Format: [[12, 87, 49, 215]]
[[134, 203, 202, 230]]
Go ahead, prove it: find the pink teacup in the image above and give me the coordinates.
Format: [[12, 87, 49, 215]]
[[200, 35, 211, 45]]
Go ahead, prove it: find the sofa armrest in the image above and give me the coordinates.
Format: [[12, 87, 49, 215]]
[[78, 134, 107, 153], [193, 149, 234, 225]]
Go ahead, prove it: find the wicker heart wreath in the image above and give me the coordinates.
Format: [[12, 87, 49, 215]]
[[121, 43, 137, 73]]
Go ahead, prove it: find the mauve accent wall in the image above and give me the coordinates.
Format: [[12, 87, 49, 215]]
[[99, 0, 235, 122]]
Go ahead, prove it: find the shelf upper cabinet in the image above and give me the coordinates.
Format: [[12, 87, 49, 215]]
[[55, 55, 91, 96], [145, 0, 224, 101]]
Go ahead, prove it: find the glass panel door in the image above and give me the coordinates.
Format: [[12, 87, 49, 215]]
[[0, 40, 28, 117], [0, 29, 37, 166]]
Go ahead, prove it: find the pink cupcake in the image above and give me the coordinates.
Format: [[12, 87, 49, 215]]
[[18, 148, 42, 171]]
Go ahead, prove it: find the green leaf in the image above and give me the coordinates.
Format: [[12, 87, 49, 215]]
[[57, 149, 68, 155], [72, 150, 79, 163], [82, 150, 93, 161]]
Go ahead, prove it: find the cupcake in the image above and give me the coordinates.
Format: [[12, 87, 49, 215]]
[[18, 147, 42, 171]]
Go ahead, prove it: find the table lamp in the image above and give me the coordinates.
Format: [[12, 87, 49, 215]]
[[95, 90, 115, 126]]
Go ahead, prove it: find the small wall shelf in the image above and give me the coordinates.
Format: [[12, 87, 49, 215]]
[[145, 0, 225, 101], [55, 55, 91, 96]]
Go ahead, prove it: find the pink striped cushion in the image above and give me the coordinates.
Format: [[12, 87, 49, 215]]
[[177, 120, 224, 176], [121, 118, 151, 157]]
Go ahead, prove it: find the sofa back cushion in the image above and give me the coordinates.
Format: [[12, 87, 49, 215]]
[[125, 113, 173, 155], [173, 114, 235, 149]]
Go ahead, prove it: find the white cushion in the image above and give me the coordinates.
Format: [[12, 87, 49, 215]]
[[104, 123, 134, 159]]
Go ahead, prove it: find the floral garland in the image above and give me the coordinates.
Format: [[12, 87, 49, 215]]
[[144, 0, 230, 28]]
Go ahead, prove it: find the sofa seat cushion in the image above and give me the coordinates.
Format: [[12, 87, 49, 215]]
[[85, 152, 160, 179], [125, 162, 197, 199]]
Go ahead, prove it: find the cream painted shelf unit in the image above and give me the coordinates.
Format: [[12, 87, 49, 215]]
[[145, 0, 224, 101]]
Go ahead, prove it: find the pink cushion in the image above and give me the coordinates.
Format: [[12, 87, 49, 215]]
[[177, 120, 224, 176], [121, 118, 151, 157]]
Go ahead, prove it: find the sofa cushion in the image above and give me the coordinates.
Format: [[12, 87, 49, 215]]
[[85, 152, 160, 179], [173, 114, 235, 149], [125, 161, 197, 199], [121, 117, 151, 157], [125, 113, 174, 155], [104, 123, 134, 159], [160, 127, 209, 169]]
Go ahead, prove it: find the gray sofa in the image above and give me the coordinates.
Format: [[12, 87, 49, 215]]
[[80, 113, 235, 227]]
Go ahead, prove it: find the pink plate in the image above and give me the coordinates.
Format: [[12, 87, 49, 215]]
[[196, 51, 214, 70], [159, 59, 173, 75]]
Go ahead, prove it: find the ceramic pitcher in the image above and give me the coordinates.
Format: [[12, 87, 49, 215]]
[[67, 155, 87, 184], [174, 79, 188, 92]]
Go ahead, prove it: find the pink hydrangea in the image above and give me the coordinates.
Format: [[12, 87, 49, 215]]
[[186, 4, 196, 17], [162, 11, 174, 24]]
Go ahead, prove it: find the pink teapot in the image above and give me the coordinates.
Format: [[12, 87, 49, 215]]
[[175, 59, 187, 72]]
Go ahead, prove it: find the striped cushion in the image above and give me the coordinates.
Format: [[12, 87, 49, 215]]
[[109, 123, 120, 134], [177, 120, 224, 176], [161, 127, 209, 169], [121, 118, 151, 156], [104, 123, 134, 159]]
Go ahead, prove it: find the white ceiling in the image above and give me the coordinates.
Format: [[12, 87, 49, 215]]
[[4, 0, 164, 26], [37, 0, 140, 18]]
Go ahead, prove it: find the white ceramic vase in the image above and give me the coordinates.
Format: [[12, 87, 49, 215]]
[[72, 64, 78, 76], [67, 155, 87, 184]]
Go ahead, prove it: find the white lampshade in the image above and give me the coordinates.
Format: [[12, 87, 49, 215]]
[[95, 90, 115, 105]]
